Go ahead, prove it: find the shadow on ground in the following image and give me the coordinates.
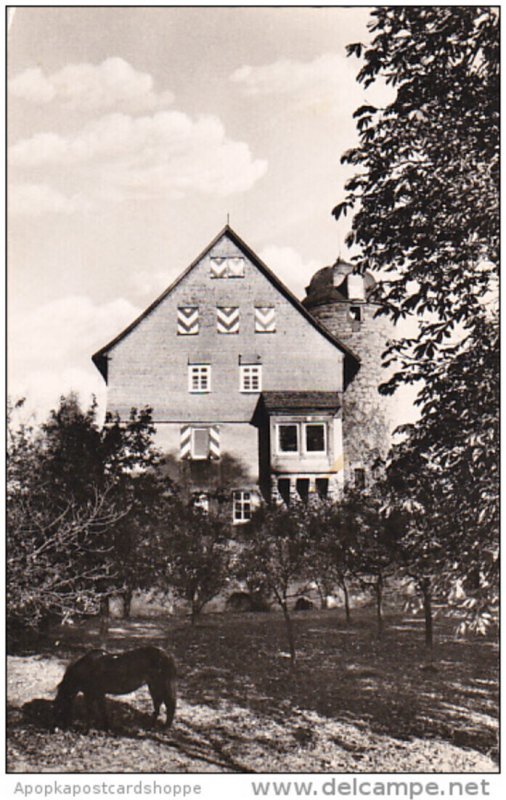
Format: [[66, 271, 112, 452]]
[[9, 609, 499, 765]]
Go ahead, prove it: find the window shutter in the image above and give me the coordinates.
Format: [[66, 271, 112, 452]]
[[210, 257, 228, 278], [255, 306, 276, 333], [209, 426, 220, 460], [177, 306, 199, 335], [180, 425, 192, 459], [217, 306, 240, 334], [227, 257, 245, 277]]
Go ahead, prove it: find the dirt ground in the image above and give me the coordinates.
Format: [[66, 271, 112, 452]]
[[6, 608, 499, 773]]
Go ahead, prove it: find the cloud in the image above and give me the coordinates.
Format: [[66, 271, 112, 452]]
[[260, 245, 321, 300], [9, 111, 268, 208], [231, 53, 359, 111], [9, 57, 174, 113], [230, 52, 393, 117], [9, 295, 140, 421], [8, 182, 90, 216]]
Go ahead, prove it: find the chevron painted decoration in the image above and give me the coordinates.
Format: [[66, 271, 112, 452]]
[[255, 306, 276, 333], [179, 425, 220, 460], [210, 257, 228, 278], [209, 426, 220, 460], [217, 306, 240, 334], [180, 425, 193, 459], [227, 257, 245, 277], [177, 306, 199, 335]]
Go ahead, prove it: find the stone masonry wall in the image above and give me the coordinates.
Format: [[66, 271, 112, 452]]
[[309, 301, 395, 486]]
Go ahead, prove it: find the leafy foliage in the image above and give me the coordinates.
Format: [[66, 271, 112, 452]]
[[335, 6, 499, 393], [158, 504, 233, 623], [7, 395, 171, 631], [336, 7, 499, 632], [240, 504, 312, 662]]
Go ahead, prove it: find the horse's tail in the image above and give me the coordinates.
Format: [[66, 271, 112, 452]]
[[154, 648, 177, 728]]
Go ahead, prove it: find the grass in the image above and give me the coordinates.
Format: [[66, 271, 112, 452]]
[[7, 606, 499, 773]]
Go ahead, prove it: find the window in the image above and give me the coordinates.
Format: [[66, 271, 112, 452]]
[[233, 491, 252, 523], [217, 306, 239, 334], [255, 306, 276, 333], [277, 478, 291, 505], [349, 305, 363, 323], [296, 478, 310, 504], [177, 306, 199, 335], [354, 467, 366, 489], [315, 478, 329, 500], [277, 422, 327, 455], [180, 425, 219, 460], [278, 424, 299, 452], [305, 423, 326, 453], [189, 364, 211, 393], [192, 428, 210, 459], [240, 365, 262, 392], [348, 274, 365, 301]]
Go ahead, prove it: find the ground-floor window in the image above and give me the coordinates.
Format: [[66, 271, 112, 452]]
[[315, 477, 329, 500], [296, 478, 310, 503], [233, 490, 253, 523]]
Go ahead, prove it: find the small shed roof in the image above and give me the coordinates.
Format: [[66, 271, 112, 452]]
[[255, 391, 342, 417]]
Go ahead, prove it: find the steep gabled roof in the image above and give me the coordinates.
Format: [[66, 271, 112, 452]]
[[92, 225, 360, 384]]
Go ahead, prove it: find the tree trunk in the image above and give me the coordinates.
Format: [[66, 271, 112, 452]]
[[315, 580, 327, 610], [375, 574, 384, 637], [341, 578, 351, 625], [123, 587, 133, 619], [99, 596, 110, 639], [421, 579, 433, 652], [281, 603, 296, 666]]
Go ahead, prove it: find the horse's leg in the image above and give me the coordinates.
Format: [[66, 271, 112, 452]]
[[148, 682, 162, 728], [94, 694, 109, 731], [84, 693, 95, 732], [163, 678, 177, 730]]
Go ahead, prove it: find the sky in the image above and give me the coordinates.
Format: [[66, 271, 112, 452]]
[[8, 5, 401, 424]]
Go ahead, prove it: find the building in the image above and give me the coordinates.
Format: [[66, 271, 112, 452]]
[[93, 225, 364, 522], [303, 259, 394, 488]]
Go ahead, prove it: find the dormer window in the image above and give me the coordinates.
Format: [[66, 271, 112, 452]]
[[348, 273, 365, 301]]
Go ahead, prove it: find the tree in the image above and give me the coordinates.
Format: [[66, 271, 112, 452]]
[[7, 401, 124, 633], [334, 7, 499, 393], [7, 395, 171, 633], [334, 7, 499, 630], [240, 504, 311, 665], [159, 504, 233, 624], [306, 500, 356, 623], [385, 313, 499, 637]]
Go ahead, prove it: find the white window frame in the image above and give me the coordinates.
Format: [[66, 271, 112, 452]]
[[240, 365, 262, 393], [188, 364, 211, 393], [191, 427, 210, 460], [304, 422, 327, 454], [276, 422, 327, 456], [233, 490, 253, 524]]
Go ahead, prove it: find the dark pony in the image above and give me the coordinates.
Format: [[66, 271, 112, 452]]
[[54, 646, 177, 731]]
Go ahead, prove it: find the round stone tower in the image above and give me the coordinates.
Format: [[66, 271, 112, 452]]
[[303, 259, 394, 490]]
